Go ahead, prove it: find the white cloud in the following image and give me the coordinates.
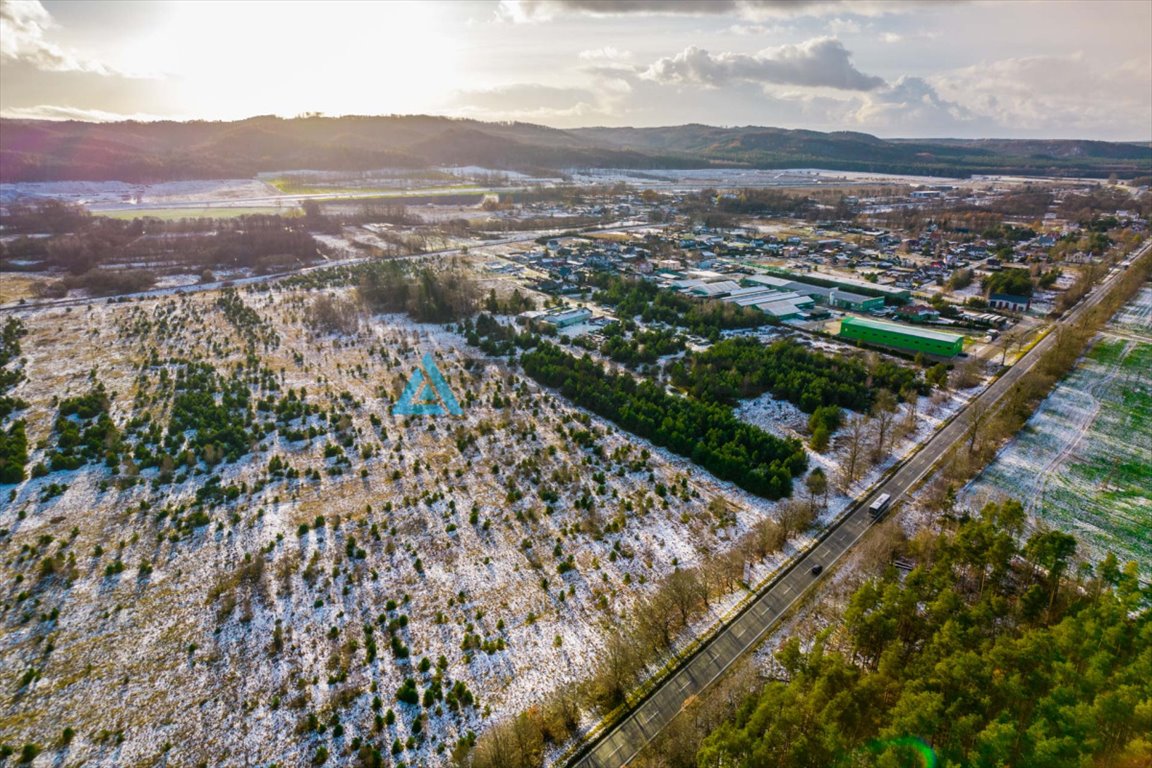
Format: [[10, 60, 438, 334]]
[[448, 83, 611, 122], [849, 75, 980, 135], [826, 17, 862, 35], [0, 104, 171, 122], [932, 54, 1152, 138], [642, 38, 885, 91], [578, 46, 633, 63], [0, 0, 114, 74]]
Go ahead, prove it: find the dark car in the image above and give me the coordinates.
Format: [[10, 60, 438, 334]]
[[810, 564, 823, 576]]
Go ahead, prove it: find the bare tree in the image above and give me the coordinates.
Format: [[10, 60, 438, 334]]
[[666, 568, 707, 622], [898, 385, 920, 438], [841, 414, 869, 487], [805, 467, 829, 513], [779, 498, 816, 538], [998, 327, 1024, 366], [965, 397, 995, 456], [871, 389, 898, 460], [591, 632, 641, 709]]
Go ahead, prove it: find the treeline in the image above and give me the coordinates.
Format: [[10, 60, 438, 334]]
[[1, 202, 327, 280], [0, 318, 28, 484], [694, 500, 1151, 768], [590, 273, 771, 340], [356, 261, 479, 323], [669, 337, 925, 413], [520, 342, 806, 499]]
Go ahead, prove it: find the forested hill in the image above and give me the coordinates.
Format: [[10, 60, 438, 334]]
[[2, 115, 1150, 183], [573, 124, 1152, 179]]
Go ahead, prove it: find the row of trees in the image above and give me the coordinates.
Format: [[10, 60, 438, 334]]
[[0, 318, 29, 483], [1, 203, 327, 277], [669, 337, 925, 413], [520, 342, 807, 499], [694, 500, 1150, 768]]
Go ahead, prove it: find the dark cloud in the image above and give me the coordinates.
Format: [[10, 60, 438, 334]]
[[501, 0, 937, 20], [643, 38, 885, 91]]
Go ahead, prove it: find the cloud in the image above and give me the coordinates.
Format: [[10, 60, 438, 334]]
[[500, 0, 934, 22], [931, 54, 1152, 139], [850, 76, 979, 134], [642, 38, 885, 91], [449, 83, 610, 122], [0, 104, 171, 122], [578, 46, 633, 63], [0, 0, 114, 74]]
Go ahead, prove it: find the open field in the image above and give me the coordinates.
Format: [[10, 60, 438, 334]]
[[0, 274, 41, 304], [962, 283, 1152, 568]]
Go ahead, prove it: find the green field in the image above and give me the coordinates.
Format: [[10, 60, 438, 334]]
[[962, 284, 1152, 569]]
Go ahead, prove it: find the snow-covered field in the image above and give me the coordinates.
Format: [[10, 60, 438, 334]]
[[961, 284, 1152, 569], [0, 282, 811, 766]]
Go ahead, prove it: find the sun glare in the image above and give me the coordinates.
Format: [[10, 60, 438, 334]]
[[117, 0, 458, 119]]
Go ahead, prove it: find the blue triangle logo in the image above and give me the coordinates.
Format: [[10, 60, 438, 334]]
[[393, 353, 463, 416]]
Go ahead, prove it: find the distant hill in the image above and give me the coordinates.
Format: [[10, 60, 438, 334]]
[[572, 125, 1152, 178], [1, 115, 1148, 183]]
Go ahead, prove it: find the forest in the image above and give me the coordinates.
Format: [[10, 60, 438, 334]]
[[519, 342, 807, 499], [669, 337, 926, 413], [694, 499, 1151, 768]]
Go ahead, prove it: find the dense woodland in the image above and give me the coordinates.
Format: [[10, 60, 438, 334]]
[[694, 500, 1151, 768], [520, 342, 807, 499], [669, 337, 925, 413]]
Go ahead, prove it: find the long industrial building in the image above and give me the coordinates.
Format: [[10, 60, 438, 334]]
[[839, 316, 964, 357]]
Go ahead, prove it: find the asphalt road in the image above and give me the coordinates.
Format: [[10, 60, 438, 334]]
[[570, 238, 1152, 768]]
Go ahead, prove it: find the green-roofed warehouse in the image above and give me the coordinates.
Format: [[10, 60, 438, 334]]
[[839, 316, 964, 357]]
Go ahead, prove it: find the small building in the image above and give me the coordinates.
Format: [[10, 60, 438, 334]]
[[827, 288, 885, 312], [839, 316, 963, 357], [540, 308, 592, 328], [988, 293, 1030, 313], [896, 304, 941, 321]]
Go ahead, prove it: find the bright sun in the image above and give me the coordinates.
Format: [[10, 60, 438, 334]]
[[116, 1, 459, 119]]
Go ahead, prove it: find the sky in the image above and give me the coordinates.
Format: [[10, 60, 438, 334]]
[[1, 0, 1150, 140]]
